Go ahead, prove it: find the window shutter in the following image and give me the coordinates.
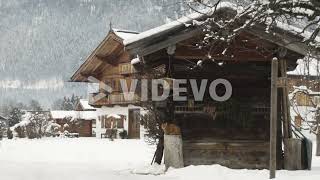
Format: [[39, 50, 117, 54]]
[[101, 116, 105, 128], [117, 117, 124, 128]]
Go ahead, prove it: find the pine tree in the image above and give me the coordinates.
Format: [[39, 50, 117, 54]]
[[7, 108, 24, 127]]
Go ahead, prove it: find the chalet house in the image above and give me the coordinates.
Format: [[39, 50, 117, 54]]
[[71, 29, 143, 139], [121, 3, 316, 171]]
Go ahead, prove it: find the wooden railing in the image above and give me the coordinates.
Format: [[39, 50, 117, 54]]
[[175, 105, 204, 113], [89, 92, 140, 106], [119, 63, 136, 74]]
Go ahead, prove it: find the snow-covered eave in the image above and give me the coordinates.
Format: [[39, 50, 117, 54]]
[[124, 2, 316, 57], [124, 2, 238, 48], [112, 28, 139, 41]]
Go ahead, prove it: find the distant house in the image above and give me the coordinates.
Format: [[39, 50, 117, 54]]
[[70, 29, 143, 139], [50, 110, 96, 137], [287, 58, 320, 106], [75, 99, 97, 111]]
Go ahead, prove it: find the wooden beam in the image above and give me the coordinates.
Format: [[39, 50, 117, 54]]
[[95, 54, 118, 66], [270, 58, 278, 179], [80, 72, 101, 79]]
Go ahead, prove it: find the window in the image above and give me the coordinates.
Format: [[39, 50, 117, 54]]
[[105, 115, 111, 128], [117, 117, 124, 128], [119, 63, 132, 74], [101, 116, 105, 128]]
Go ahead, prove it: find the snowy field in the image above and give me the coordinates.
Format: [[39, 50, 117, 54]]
[[1, 138, 320, 180]]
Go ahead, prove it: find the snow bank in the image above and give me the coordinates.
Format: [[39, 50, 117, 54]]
[[132, 163, 166, 175], [0, 138, 320, 180]]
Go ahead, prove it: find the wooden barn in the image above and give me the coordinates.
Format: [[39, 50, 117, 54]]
[[122, 4, 315, 173]]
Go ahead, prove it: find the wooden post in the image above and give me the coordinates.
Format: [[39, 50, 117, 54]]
[[279, 59, 292, 139], [270, 58, 278, 179]]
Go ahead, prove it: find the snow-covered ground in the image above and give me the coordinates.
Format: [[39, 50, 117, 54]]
[[1, 137, 320, 180]]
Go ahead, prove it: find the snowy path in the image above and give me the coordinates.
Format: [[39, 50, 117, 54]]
[[1, 138, 320, 180]]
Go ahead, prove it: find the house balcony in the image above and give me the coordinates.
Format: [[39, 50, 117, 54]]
[[89, 92, 140, 107]]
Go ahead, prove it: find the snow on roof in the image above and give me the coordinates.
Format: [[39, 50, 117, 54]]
[[107, 114, 121, 119], [79, 99, 96, 110], [287, 58, 320, 76], [113, 29, 139, 40], [124, 2, 238, 46], [124, 1, 318, 54], [276, 21, 320, 43], [131, 57, 141, 65], [50, 111, 97, 120], [123, 12, 202, 46]]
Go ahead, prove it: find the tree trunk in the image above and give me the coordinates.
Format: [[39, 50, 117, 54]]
[[154, 136, 164, 164]]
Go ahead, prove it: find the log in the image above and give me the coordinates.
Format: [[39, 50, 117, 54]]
[[164, 134, 184, 169]]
